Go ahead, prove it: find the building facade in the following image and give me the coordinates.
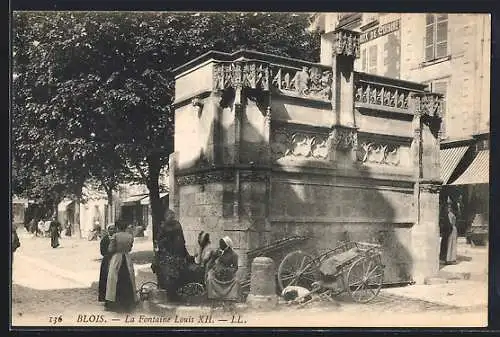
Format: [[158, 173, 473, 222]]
[[311, 12, 490, 140], [170, 41, 444, 285], [311, 12, 490, 238]]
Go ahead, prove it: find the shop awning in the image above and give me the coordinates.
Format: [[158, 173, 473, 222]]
[[440, 146, 469, 184], [140, 192, 168, 205], [450, 150, 489, 185], [121, 194, 148, 206]]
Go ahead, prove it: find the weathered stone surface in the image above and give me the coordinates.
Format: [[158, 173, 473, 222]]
[[171, 48, 441, 287], [247, 257, 278, 308]]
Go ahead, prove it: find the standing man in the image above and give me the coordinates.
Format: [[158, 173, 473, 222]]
[[48, 216, 62, 248]]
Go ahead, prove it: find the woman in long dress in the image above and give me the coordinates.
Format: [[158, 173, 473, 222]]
[[98, 225, 116, 303], [105, 220, 138, 312], [440, 204, 458, 264], [206, 236, 240, 301], [48, 217, 62, 248], [152, 209, 192, 302]]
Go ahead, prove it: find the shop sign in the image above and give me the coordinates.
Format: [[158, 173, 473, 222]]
[[360, 19, 400, 44]]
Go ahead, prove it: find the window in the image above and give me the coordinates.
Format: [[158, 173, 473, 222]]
[[361, 48, 367, 71], [425, 14, 448, 62], [369, 45, 378, 73], [430, 80, 448, 137]]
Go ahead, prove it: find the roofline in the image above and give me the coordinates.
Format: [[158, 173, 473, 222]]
[[173, 49, 327, 77]]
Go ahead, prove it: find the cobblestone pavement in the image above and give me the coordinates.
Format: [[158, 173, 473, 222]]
[[11, 230, 487, 327]]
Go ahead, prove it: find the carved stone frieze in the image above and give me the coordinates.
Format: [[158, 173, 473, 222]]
[[213, 61, 332, 101], [332, 29, 361, 58], [355, 82, 410, 110], [176, 171, 235, 186], [414, 93, 443, 117], [213, 62, 270, 91], [328, 127, 357, 151], [239, 171, 268, 183], [270, 129, 329, 160], [419, 183, 442, 194], [272, 66, 332, 101], [357, 142, 401, 166]]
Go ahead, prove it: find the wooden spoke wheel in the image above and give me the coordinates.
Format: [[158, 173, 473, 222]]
[[346, 255, 384, 303], [176, 282, 206, 298], [138, 281, 158, 301], [278, 250, 319, 292]]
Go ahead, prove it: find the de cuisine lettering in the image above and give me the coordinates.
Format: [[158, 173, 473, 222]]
[[360, 20, 400, 44]]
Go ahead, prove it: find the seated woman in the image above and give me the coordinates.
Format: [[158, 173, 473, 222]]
[[186, 231, 214, 284], [205, 236, 240, 301]]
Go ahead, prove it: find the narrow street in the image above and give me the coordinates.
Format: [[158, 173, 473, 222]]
[[11, 228, 488, 327]]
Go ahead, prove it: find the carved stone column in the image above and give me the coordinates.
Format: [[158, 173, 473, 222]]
[[327, 125, 358, 163], [329, 29, 360, 164], [412, 182, 441, 284], [331, 28, 360, 128]]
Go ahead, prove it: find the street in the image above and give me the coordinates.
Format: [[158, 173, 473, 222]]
[[11, 229, 488, 328]]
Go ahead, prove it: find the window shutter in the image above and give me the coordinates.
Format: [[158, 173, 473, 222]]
[[425, 24, 435, 61], [369, 45, 377, 73], [361, 48, 367, 71], [436, 18, 448, 58]]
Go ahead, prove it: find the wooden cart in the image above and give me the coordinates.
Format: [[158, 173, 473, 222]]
[[277, 241, 385, 303]]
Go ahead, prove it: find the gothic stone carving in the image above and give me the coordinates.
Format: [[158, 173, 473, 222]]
[[176, 171, 235, 186], [329, 127, 357, 151], [357, 142, 401, 166], [419, 183, 442, 194], [213, 62, 270, 91], [213, 61, 332, 101], [240, 171, 268, 183], [414, 93, 443, 118], [271, 129, 329, 160], [333, 29, 361, 58], [355, 82, 410, 110], [272, 66, 332, 101]]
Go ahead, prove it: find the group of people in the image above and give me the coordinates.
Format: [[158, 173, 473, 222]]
[[151, 209, 240, 303], [26, 217, 66, 248], [97, 208, 241, 313]]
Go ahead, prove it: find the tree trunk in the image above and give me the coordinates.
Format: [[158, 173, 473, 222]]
[[105, 186, 114, 225], [73, 183, 84, 239], [73, 196, 81, 239], [146, 156, 163, 246]]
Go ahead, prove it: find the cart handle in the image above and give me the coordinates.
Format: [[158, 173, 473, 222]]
[[355, 241, 382, 249]]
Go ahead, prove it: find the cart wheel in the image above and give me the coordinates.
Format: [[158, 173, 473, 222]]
[[346, 255, 384, 303], [138, 281, 158, 301], [278, 250, 319, 292]]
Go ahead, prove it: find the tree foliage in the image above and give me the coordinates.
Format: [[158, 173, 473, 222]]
[[12, 11, 320, 237]]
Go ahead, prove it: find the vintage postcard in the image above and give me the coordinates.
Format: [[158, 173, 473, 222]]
[[10, 11, 490, 328]]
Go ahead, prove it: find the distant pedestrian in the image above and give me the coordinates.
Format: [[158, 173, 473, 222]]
[[12, 226, 20, 261], [98, 225, 116, 303], [48, 217, 62, 248], [37, 219, 45, 237], [105, 220, 138, 312], [64, 220, 72, 237], [440, 203, 457, 264], [29, 219, 37, 235]]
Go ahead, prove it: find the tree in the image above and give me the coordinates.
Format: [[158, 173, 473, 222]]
[[12, 11, 320, 243]]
